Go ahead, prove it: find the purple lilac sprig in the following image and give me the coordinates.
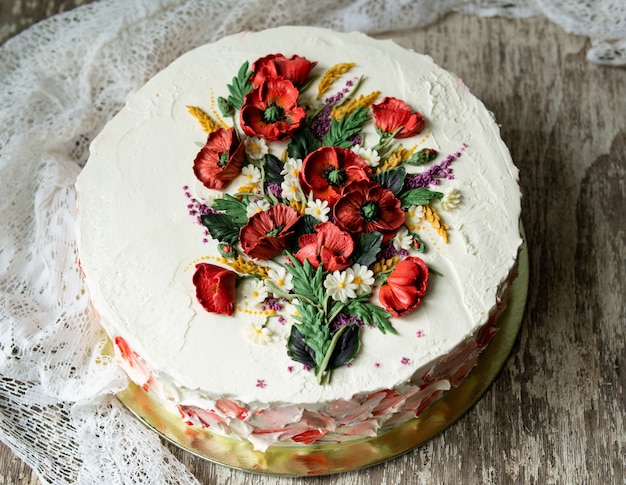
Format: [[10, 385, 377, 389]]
[[183, 185, 218, 243], [331, 313, 365, 331], [404, 144, 467, 189], [310, 77, 358, 140]]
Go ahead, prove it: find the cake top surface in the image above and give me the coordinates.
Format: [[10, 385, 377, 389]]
[[75, 26, 522, 406]]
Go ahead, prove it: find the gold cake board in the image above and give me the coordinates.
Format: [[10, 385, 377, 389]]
[[117, 239, 528, 476]]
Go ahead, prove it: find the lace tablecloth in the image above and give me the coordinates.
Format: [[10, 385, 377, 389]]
[[1, 1, 624, 484]]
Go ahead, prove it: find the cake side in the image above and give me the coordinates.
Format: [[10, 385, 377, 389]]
[[75, 27, 522, 450]]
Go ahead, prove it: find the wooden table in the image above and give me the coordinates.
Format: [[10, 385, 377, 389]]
[[1, 2, 624, 484]]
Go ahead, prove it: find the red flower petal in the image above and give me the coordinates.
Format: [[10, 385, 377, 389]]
[[299, 146, 371, 207], [251, 53, 317, 88], [192, 263, 237, 315], [240, 77, 306, 142], [294, 222, 354, 271], [378, 257, 429, 317], [240, 204, 301, 260], [333, 179, 405, 243], [193, 127, 246, 190], [372, 96, 425, 139]]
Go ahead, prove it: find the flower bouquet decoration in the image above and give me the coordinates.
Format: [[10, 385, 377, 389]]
[[184, 53, 461, 384]]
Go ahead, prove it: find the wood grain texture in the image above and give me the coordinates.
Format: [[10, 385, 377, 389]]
[[1, 2, 624, 484]]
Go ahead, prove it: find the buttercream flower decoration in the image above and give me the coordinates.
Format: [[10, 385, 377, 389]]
[[351, 144, 380, 168], [346, 264, 375, 295], [248, 279, 269, 306], [441, 187, 462, 211], [392, 226, 414, 251], [251, 53, 317, 88], [267, 266, 293, 293], [192, 263, 238, 316], [243, 136, 268, 160], [280, 157, 303, 179], [240, 204, 301, 260], [378, 256, 429, 317], [246, 198, 271, 218], [240, 77, 306, 142], [246, 322, 273, 345], [299, 146, 371, 208], [186, 52, 461, 384], [304, 198, 330, 222], [241, 164, 262, 184], [280, 176, 306, 202], [333, 179, 406, 243], [193, 127, 246, 190], [295, 221, 355, 272], [324, 270, 358, 303], [372, 96, 425, 139]]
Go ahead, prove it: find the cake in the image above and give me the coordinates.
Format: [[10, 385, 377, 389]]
[[75, 26, 522, 452]]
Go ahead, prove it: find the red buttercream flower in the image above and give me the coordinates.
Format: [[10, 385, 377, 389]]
[[240, 204, 301, 260], [371, 96, 425, 138], [295, 222, 355, 271], [192, 263, 238, 316], [193, 127, 246, 190], [378, 257, 429, 317], [299, 146, 371, 208], [333, 179, 406, 243], [240, 77, 306, 142], [251, 53, 317, 88]]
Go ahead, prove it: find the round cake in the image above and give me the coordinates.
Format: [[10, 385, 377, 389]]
[[75, 26, 522, 452]]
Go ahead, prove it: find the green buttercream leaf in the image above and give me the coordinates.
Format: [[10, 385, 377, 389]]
[[211, 194, 248, 225], [200, 213, 240, 246], [398, 188, 444, 209], [328, 324, 361, 369], [353, 231, 383, 267], [287, 127, 321, 160], [226, 61, 253, 110], [345, 296, 396, 335], [262, 154, 285, 186], [373, 166, 406, 195], [322, 105, 370, 148], [404, 148, 438, 166]]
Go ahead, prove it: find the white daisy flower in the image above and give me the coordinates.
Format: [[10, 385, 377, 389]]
[[244, 136, 268, 160], [304, 198, 330, 222], [346, 264, 375, 295], [324, 270, 358, 303], [248, 279, 269, 305], [405, 204, 425, 231], [351, 144, 381, 168], [246, 322, 273, 345], [246, 198, 271, 218], [267, 267, 294, 293], [440, 188, 462, 211], [280, 157, 302, 179], [393, 226, 414, 251], [242, 164, 262, 184], [281, 176, 305, 202]]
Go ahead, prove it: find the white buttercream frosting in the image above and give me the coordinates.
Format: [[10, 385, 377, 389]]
[[75, 27, 522, 444]]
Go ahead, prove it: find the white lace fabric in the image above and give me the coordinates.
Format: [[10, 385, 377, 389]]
[[0, 1, 623, 483]]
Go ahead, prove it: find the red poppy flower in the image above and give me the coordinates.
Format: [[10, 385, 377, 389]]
[[295, 222, 355, 271], [299, 146, 371, 208], [240, 204, 301, 260], [378, 257, 429, 317], [240, 77, 306, 142], [193, 127, 246, 190], [371, 96, 425, 138], [192, 263, 238, 316], [333, 179, 405, 243], [251, 53, 317, 88]]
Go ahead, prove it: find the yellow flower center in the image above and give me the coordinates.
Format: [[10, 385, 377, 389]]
[[354, 277, 362, 286]]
